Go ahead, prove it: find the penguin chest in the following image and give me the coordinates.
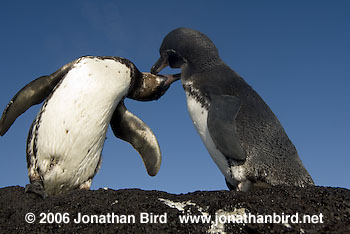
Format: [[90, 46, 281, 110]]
[[28, 57, 132, 192], [185, 93, 234, 182]]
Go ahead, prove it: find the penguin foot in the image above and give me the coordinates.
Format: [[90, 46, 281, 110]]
[[226, 178, 271, 192], [238, 180, 253, 192], [252, 181, 272, 190], [226, 179, 253, 192], [25, 181, 48, 199], [238, 180, 272, 192]]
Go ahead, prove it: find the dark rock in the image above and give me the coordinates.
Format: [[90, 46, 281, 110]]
[[0, 185, 349, 233]]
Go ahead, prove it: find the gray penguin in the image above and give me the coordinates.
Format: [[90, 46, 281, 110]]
[[151, 28, 314, 191], [0, 56, 178, 197]]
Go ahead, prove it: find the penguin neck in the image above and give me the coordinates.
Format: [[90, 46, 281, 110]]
[[182, 78, 210, 110]]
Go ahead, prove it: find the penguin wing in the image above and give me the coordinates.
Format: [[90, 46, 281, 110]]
[[207, 94, 246, 161], [110, 100, 161, 176], [0, 60, 76, 136]]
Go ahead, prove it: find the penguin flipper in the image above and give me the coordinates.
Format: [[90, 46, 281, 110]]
[[110, 100, 161, 176], [207, 95, 246, 161], [0, 60, 76, 136]]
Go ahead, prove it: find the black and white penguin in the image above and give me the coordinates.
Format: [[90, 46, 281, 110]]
[[0, 56, 178, 198], [151, 28, 314, 191]]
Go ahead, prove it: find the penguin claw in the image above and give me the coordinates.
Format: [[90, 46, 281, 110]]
[[230, 179, 271, 192], [25, 182, 48, 199], [226, 178, 265, 192]]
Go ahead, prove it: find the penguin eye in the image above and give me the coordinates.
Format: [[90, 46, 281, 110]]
[[167, 51, 184, 68]]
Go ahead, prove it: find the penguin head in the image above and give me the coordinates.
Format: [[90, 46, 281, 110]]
[[151, 27, 221, 75], [127, 71, 180, 101]]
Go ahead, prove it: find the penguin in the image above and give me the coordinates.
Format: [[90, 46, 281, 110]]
[[151, 28, 314, 191], [0, 56, 179, 198]]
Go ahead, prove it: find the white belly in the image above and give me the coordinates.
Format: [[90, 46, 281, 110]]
[[31, 57, 131, 193], [184, 93, 235, 183], [184, 90, 247, 186]]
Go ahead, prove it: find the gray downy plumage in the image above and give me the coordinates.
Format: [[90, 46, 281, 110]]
[[151, 27, 314, 191]]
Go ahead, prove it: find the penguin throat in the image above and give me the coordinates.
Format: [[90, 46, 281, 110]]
[[183, 81, 209, 109]]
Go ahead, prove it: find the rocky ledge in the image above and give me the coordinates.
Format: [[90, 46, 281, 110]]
[[0, 185, 349, 233]]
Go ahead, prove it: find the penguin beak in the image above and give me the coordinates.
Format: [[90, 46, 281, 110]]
[[155, 73, 181, 99], [127, 73, 180, 101], [162, 73, 181, 87], [151, 56, 168, 75]]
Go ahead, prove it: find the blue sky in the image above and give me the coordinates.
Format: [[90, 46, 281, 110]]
[[0, 1, 349, 194]]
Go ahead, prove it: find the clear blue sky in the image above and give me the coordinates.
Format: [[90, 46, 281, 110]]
[[0, 1, 349, 193]]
